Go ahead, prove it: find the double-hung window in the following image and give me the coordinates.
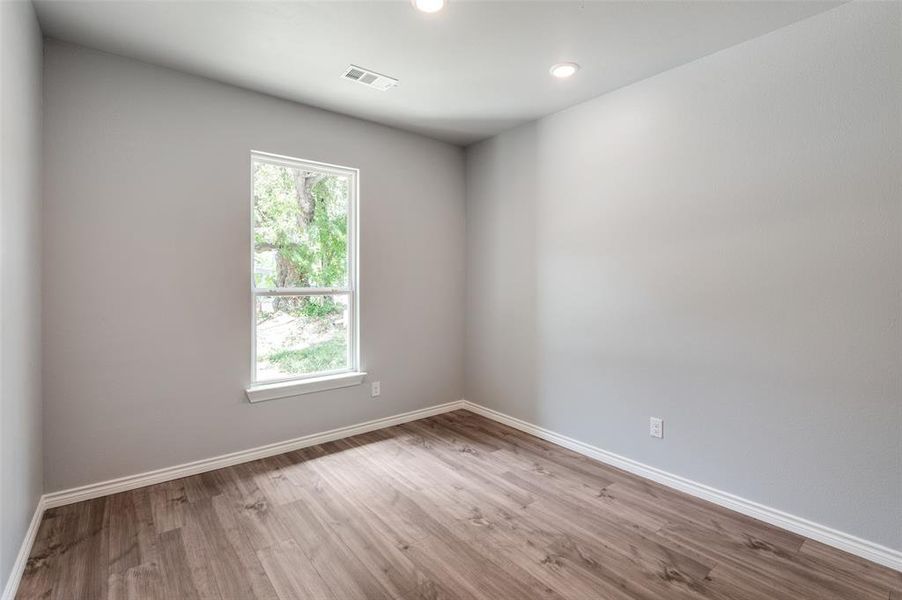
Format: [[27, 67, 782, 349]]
[[247, 151, 361, 401]]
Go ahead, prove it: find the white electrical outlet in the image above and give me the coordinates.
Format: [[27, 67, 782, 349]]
[[371, 381, 381, 397], [649, 417, 663, 439]]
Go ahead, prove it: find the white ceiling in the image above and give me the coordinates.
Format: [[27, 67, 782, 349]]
[[34, 0, 842, 146]]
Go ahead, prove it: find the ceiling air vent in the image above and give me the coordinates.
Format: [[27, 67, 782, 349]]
[[342, 64, 399, 91]]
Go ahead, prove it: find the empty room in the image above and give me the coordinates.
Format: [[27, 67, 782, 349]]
[[1, 0, 900, 598]]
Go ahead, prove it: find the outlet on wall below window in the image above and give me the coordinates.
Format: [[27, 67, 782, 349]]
[[371, 381, 381, 397], [649, 417, 663, 439]]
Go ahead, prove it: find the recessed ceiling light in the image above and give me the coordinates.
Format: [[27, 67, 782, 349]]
[[413, 0, 445, 13], [550, 62, 580, 79]]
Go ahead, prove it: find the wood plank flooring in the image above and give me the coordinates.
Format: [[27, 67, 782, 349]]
[[17, 410, 902, 599]]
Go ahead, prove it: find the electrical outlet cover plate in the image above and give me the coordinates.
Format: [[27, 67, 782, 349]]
[[650, 417, 663, 439], [371, 381, 381, 397]]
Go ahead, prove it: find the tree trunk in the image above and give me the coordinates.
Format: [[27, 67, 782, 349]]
[[272, 171, 323, 310], [294, 171, 324, 227]]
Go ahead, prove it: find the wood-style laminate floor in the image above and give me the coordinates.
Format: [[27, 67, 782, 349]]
[[17, 410, 902, 599]]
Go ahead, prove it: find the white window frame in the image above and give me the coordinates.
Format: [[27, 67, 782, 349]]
[[246, 151, 364, 402]]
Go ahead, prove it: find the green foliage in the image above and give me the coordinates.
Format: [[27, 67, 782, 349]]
[[253, 162, 349, 319], [253, 162, 348, 292], [301, 295, 342, 318], [266, 336, 347, 374]]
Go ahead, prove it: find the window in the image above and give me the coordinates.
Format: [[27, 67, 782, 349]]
[[248, 151, 361, 399]]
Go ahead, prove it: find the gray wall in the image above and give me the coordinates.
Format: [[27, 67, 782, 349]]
[[465, 1, 901, 550], [0, 0, 44, 591], [42, 41, 466, 492]]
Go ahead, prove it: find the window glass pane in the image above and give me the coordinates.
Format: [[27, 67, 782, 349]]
[[255, 294, 350, 381], [253, 160, 349, 289]]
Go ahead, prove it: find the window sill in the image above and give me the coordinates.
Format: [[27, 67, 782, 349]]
[[246, 371, 367, 403]]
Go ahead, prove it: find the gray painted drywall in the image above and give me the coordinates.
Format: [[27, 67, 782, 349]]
[[465, 1, 902, 550], [1, 0, 44, 590], [42, 41, 466, 492]]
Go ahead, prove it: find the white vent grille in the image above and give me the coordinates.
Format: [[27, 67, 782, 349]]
[[342, 64, 398, 91]]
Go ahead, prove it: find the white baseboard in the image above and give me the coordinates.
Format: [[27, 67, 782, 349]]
[[460, 400, 902, 573], [42, 399, 466, 510], [2, 497, 46, 600]]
